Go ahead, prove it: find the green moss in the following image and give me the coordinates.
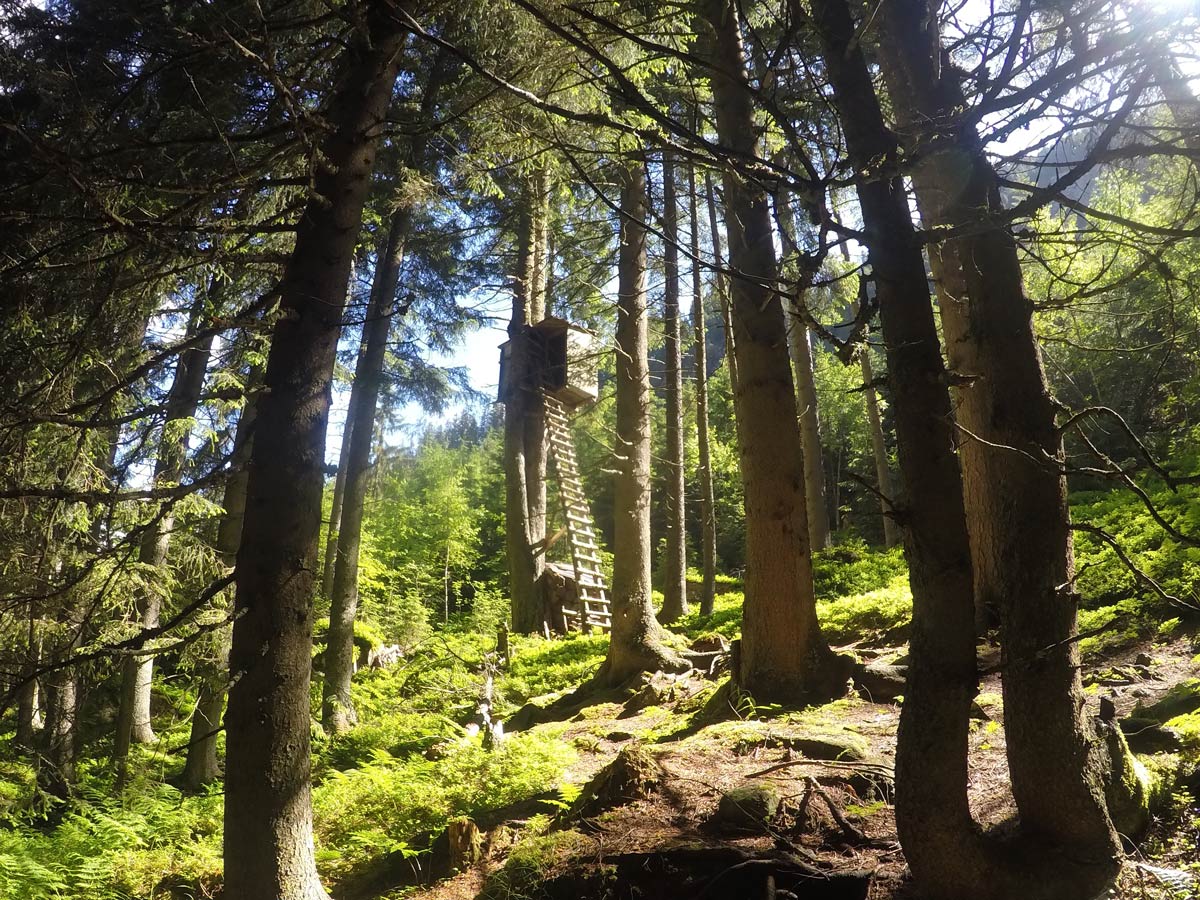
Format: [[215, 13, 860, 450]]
[[1103, 725, 1153, 836], [480, 829, 597, 899], [1165, 712, 1200, 748], [1138, 753, 1187, 811]]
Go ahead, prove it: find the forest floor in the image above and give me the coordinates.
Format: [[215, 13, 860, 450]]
[[352, 614, 1200, 900], [5, 541, 1200, 900]]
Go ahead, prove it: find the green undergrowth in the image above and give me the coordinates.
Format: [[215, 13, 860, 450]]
[[0, 777, 223, 900], [500, 632, 609, 707], [1072, 470, 1200, 656], [4, 485, 1195, 900], [676, 543, 910, 647], [309, 629, 582, 881], [479, 827, 598, 900], [314, 727, 574, 880]]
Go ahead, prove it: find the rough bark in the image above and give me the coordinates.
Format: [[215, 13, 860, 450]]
[[774, 188, 831, 551], [115, 312, 215, 783], [181, 383, 257, 791], [806, 0, 999, 891], [323, 208, 412, 733], [522, 170, 549, 603], [659, 153, 688, 623], [701, 0, 849, 704], [874, 0, 1121, 870], [324, 54, 446, 729], [223, 14, 404, 900], [505, 183, 550, 634], [810, 0, 1120, 894], [596, 160, 687, 686], [859, 350, 900, 548], [688, 162, 718, 617]]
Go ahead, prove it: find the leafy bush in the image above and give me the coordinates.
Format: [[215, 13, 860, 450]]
[[1072, 475, 1200, 614], [812, 541, 907, 600], [816, 575, 913, 645]]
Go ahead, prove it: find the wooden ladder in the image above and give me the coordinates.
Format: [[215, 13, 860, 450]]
[[543, 394, 612, 633]]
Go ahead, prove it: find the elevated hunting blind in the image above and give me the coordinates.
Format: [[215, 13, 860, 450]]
[[499, 316, 610, 633], [498, 316, 598, 409]]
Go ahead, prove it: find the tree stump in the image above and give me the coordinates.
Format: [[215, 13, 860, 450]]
[[447, 817, 481, 871]]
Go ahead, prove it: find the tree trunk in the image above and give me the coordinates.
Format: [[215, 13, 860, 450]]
[[181, 381, 258, 791], [321, 396, 355, 599], [874, 0, 1121, 874], [704, 172, 739, 396], [596, 160, 686, 685], [115, 313, 215, 783], [701, 0, 848, 704], [688, 162, 718, 618], [323, 53, 446, 729], [523, 170, 549, 602], [774, 188, 831, 551], [858, 349, 900, 548], [15, 612, 40, 751], [223, 15, 404, 900], [806, 0, 997, 891], [659, 153, 688, 623], [506, 183, 550, 634], [323, 207, 412, 734], [810, 0, 1120, 895], [38, 662, 76, 805]]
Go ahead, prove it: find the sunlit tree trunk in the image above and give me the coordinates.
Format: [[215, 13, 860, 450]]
[[505, 180, 550, 634], [659, 152, 688, 623], [321, 394, 355, 599], [704, 173, 739, 396], [15, 613, 40, 750], [875, 0, 1121, 872], [223, 15, 404, 899], [806, 0, 999, 890], [859, 349, 900, 548], [811, 0, 1120, 894], [115, 310, 215, 784], [182, 383, 258, 791], [523, 168, 549, 598], [688, 162, 718, 617], [323, 208, 412, 733], [774, 187, 831, 550], [701, 0, 849, 703], [596, 159, 687, 684]]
